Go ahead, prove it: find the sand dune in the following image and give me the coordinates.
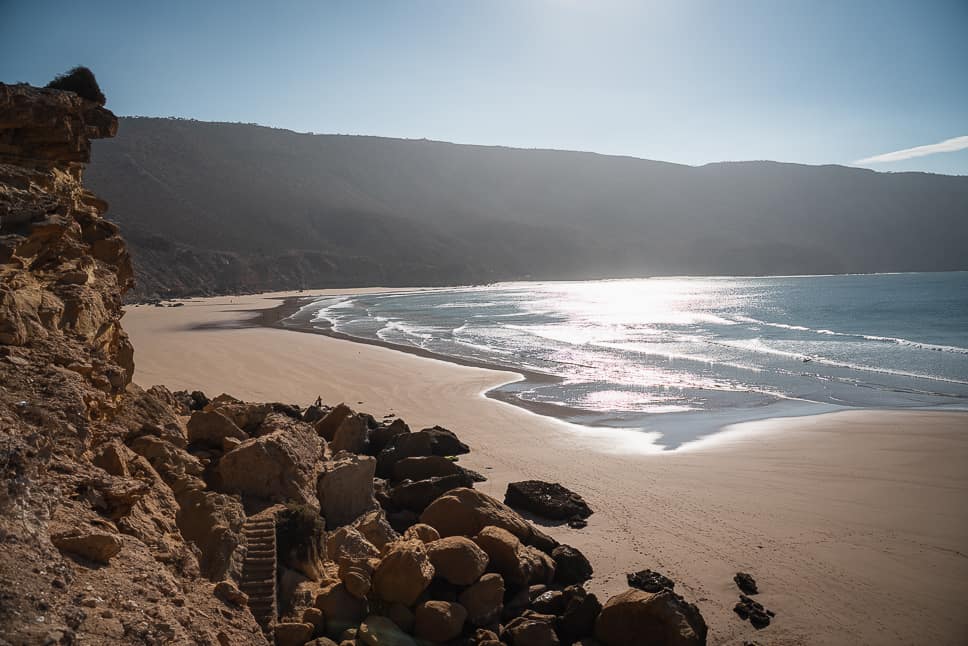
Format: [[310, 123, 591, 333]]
[[125, 292, 968, 645]]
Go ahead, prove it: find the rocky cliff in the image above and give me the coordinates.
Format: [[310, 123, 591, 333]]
[[0, 82, 710, 646]]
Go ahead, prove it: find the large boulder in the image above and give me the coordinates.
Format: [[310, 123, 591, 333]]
[[426, 536, 489, 585], [274, 622, 314, 646], [331, 412, 369, 454], [552, 545, 593, 585], [372, 539, 435, 606], [186, 409, 247, 447], [420, 488, 532, 541], [358, 614, 417, 646], [175, 488, 245, 580], [414, 600, 468, 643], [376, 426, 469, 477], [594, 589, 707, 646], [474, 526, 554, 587], [391, 455, 463, 482], [505, 481, 592, 521], [459, 573, 505, 626], [317, 452, 378, 527], [505, 611, 560, 646], [217, 428, 322, 507], [315, 403, 355, 441], [556, 585, 602, 644], [315, 582, 368, 638], [368, 418, 410, 455], [50, 527, 122, 563], [352, 509, 399, 553], [389, 473, 472, 513]]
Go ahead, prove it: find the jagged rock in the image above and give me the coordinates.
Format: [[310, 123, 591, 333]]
[[474, 526, 554, 587], [402, 523, 440, 544], [427, 536, 489, 585], [317, 452, 378, 527], [352, 509, 399, 553], [392, 454, 463, 481], [315, 403, 355, 440], [368, 418, 410, 455], [358, 614, 418, 646], [595, 589, 707, 646], [505, 481, 592, 521], [420, 487, 532, 542], [459, 572, 505, 626], [372, 539, 435, 605], [734, 572, 758, 595], [389, 473, 473, 513], [627, 569, 674, 593], [213, 580, 247, 607], [315, 583, 368, 638], [175, 488, 245, 580], [217, 427, 322, 507], [414, 600, 468, 642], [186, 409, 247, 447], [505, 611, 560, 646], [552, 545, 593, 585], [420, 425, 471, 456], [331, 412, 369, 454], [556, 585, 602, 644], [50, 528, 122, 563], [734, 594, 773, 630], [274, 622, 314, 646]]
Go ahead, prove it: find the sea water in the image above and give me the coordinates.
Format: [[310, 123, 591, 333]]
[[295, 273, 968, 448]]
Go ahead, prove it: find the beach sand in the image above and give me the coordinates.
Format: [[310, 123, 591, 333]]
[[125, 291, 968, 645]]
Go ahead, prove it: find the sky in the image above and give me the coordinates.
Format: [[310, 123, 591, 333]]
[[2, 0, 966, 175]]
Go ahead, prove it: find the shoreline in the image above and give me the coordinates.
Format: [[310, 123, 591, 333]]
[[123, 291, 968, 645]]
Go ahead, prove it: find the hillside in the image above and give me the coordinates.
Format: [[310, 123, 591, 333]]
[[86, 118, 968, 298]]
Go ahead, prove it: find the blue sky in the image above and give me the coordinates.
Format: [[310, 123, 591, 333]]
[[2, 0, 966, 174]]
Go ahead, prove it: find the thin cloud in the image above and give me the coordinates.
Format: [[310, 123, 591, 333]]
[[855, 135, 968, 164]]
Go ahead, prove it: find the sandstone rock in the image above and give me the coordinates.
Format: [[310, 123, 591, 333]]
[[556, 585, 602, 644], [315, 583, 368, 638], [505, 611, 560, 646], [459, 572, 505, 626], [186, 409, 247, 447], [352, 508, 399, 553], [402, 523, 440, 544], [50, 528, 122, 563], [315, 403, 355, 441], [386, 603, 415, 633], [368, 418, 410, 455], [317, 452, 378, 527], [274, 622, 314, 646], [331, 412, 369, 454], [218, 428, 322, 507], [552, 545, 593, 585], [414, 600, 468, 642], [427, 536, 489, 585], [420, 487, 532, 541], [358, 614, 418, 646], [175, 488, 245, 580], [594, 589, 707, 646], [213, 580, 247, 607], [327, 526, 381, 568], [372, 539, 435, 606], [474, 526, 553, 587], [505, 481, 592, 522], [389, 473, 473, 513], [392, 454, 463, 482]]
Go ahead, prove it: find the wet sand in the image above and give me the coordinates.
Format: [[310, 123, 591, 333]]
[[125, 291, 968, 645]]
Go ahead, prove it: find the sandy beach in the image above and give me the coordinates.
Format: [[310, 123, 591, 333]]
[[124, 291, 968, 646]]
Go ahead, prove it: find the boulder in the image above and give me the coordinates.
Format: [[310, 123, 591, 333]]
[[505, 611, 560, 646], [358, 614, 417, 646], [426, 536, 489, 585], [50, 528, 122, 563], [387, 603, 415, 633], [213, 580, 248, 607], [315, 403, 355, 440], [315, 583, 368, 638], [376, 431, 433, 476], [317, 452, 378, 527], [734, 572, 758, 595], [217, 428, 322, 507], [175, 488, 245, 580], [186, 409, 247, 447], [505, 481, 592, 521], [531, 590, 565, 615], [552, 545, 593, 585], [414, 600, 468, 643], [372, 539, 435, 606], [368, 418, 410, 455], [402, 523, 440, 544], [420, 487, 532, 541], [352, 509, 399, 553], [474, 526, 553, 587], [389, 473, 472, 513], [459, 573, 505, 626], [391, 455, 463, 482], [274, 622, 314, 646], [627, 569, 674, 593], [420, 425, 470, 456], [594, 589, 707, 646], [556, 585, 602, 644], [331, 413, 369, 454]]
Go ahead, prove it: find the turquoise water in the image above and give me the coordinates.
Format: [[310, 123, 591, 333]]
[[299, 273, 968, 447]]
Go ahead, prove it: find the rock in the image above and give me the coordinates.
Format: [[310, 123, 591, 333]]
[[274, 622, 314, 646], [331, 412, 369, 454], [217, 427, 322, 506], [734, 572, 758, 595], [358, 614, 418, 646], [376, 431, 433, 476], [420, 425, 471, 456], [315, 403, 355, 440], [594, 589, 707, 646], [368, 418, 410, 455], [352, 509, 399, 553], [303, 606, 325, 635], [567, 518, 588, 529], [420, 487, 532, 542], [734, 594, 773, 630], [402, 523, 440, 544], [459, 573, 505, 626], [174, 488, 245, 580], [392, 455, 463, 482], [386, 603, 415, 633], [389, 473, 473, 513], [317, 452, 378, 527], [552, 545, 593, 585], [303, 404, 327, 423], [505, 611, 560, 646], [315, 583, 368, 638], [372, 539, 435, 606], [627, 569, 674, 593], [221, 436, 242, 452], [213, 580, 247, 607], [531, 590, 565, 615], [190, 390, 210, 410], [427, 536, 489, 585], [186, 409, 247, 447], [414, 600, 468, 642], [474, 526, 552, 587], [50, 528, 122, 563], [505, 481, 592, 521], [556, 585, 602, 645]]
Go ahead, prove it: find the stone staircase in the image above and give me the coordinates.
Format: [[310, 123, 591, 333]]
[[240, 514, 277, 632]]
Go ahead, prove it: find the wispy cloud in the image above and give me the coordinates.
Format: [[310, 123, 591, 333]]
[[855, 135, 968, 164]]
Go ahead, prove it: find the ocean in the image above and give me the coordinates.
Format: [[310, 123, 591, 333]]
[[290, 273, 968, 448]]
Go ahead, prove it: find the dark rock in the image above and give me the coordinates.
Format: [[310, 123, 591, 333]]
[[392, 455, 463, 482], [595, 588, 707, 646], [505, 481, 592, 521], [527, 525, 561, 555], [368, 418, 410, 455], [627, 569, 674, 593], [420, 425, 470, 456], [462, 467, 488, 483], [389, 473, 474, 513], [556, 585, 602, 645], [302, 404, 327, 423], [734, 594, 773, 630], [189, 390, 209, 411], [567, 518, 587, 529], [271, 402, 303, 420], [531, 589, 565, 615], [734, 572, 758, 595], [552, 545, 593, 585]]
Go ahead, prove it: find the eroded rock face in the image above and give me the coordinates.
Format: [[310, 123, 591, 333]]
[[317, 451, 378, 527], [217, 426, 322, 507], [594, 588, 708, 646]]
